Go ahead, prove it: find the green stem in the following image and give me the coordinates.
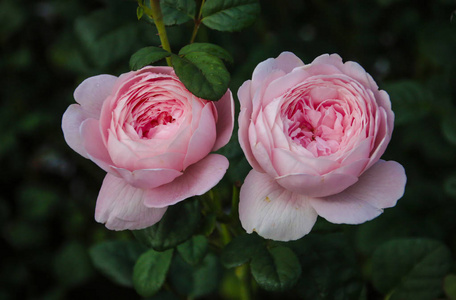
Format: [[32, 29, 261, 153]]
[[219, 223, 231, 245], [236, 264, 252, 300], [189, 0, 205, 43], [149, 0, 172, 66]]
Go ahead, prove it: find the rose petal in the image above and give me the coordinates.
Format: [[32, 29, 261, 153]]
[[80, 118, 115, 173], [183, 103, 217, 169], [212, 89, 235, 151], [238, 107, 265, 173], [275, 172, 358, 198], [238, 80, 253, 110], [252, 52, 304, 91], [112, 166, 183, 189], [309, 160, 406, 224], [144, 154, 229, 208], [239, 170, 318, 241], [62, 104, 90, 158], [95, 174, 167, 230], [74, 74, 117, 117]]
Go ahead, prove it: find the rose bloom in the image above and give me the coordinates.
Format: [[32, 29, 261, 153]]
[[238, 52, 406, 241], [62, 66, 234, 230]]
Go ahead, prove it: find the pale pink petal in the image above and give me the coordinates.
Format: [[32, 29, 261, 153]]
[[80, 118, 115, 173], [106, 130, 141, 170], [276, 172, 358, 198], [238, 108, 264, 172], [212, 89, 235, 151], [340, 60, 372, 88], [95, 174, 167, 230], [238, 80, 252, 110], [261, 67, 312, 107], [310, 160, 406, 224], [74, 74, 117, 117], [239, 170, 318, 241], [183, 104, 217, 169], [366, 108, 390, 169], [62, 104, 90, 158], [311, 53, 344, 70], [112, 166, 183, 189], [272, 148, 338, 176], [144, 154, 229, 208], [135, 152, 185, 171], [252, 52, 304, 90]]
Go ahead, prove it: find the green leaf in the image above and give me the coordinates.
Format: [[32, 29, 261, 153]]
[[286, 233, 364, 300], [132, 198, 201, 251], [179, 43, 234, 63], [201, 213, 217, 236], [132, 248, 174, 298], [372, 238, 452, 300], [161, 0, 196, 25], [221, 233, 264, 268], [444, 274, 456, 300], [383, 80, 432, 126], [201, 0, 260, 32], [89, 240, 147, 287], [250, 246, 301, 292], [137, 6, 144, 20], [129, 46, 171, 70], [169, 253, 222, 297], [172, 53, 230, 101], [177, 235, 208, 266]]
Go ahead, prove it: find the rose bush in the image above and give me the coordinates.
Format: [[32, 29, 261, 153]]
[[238, 52, 406, 241], [62, 66, 234, 230]]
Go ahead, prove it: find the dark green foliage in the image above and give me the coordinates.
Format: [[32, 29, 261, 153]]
[[221, 233, 264, 268], [372, 238, 452, 300], [179, 42, 234, 63], [132, 248, 174, 297], [132, 198, 201, 251], [168, 252, 222, 297], [161, 0, 196, 25], [172, 51, 230, 101], [250, 246, 301, 292], [286, 233, 364, 300], [89, 240, 147, 287], [129, 46, 171, 70], [176, 235, 209, 266], [202, 0, 261, 32]]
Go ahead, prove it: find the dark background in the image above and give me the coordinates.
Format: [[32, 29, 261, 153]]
[[1, 0, 456, 299]]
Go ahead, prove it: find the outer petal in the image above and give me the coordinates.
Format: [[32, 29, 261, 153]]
[[276, 172, 359, 198], [112, 167, 183, 190], [183, 103, 217, 169], [251, 52, 304, 90], [80, 119, 115, 173], [238, 107, 264, 172], [74, 74, 117, 117], [309, 160, 406, 224], [62, 104, 90, 158], [239, 170, 318, 241], [95, 174, 167, 230], [212, 89, 235, 151], [144, 154, 229, 208], [238, 80, 253, 110]]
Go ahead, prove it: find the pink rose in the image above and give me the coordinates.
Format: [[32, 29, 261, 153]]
[[62, 66, 234, 230], [237, 52, 406, 241]]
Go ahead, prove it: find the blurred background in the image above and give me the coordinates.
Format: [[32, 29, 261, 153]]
[[1, 0, 456, 299]]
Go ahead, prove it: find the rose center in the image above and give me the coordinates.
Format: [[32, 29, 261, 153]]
[[282, 85, 348, 157], [131, 101, 180, 139]]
